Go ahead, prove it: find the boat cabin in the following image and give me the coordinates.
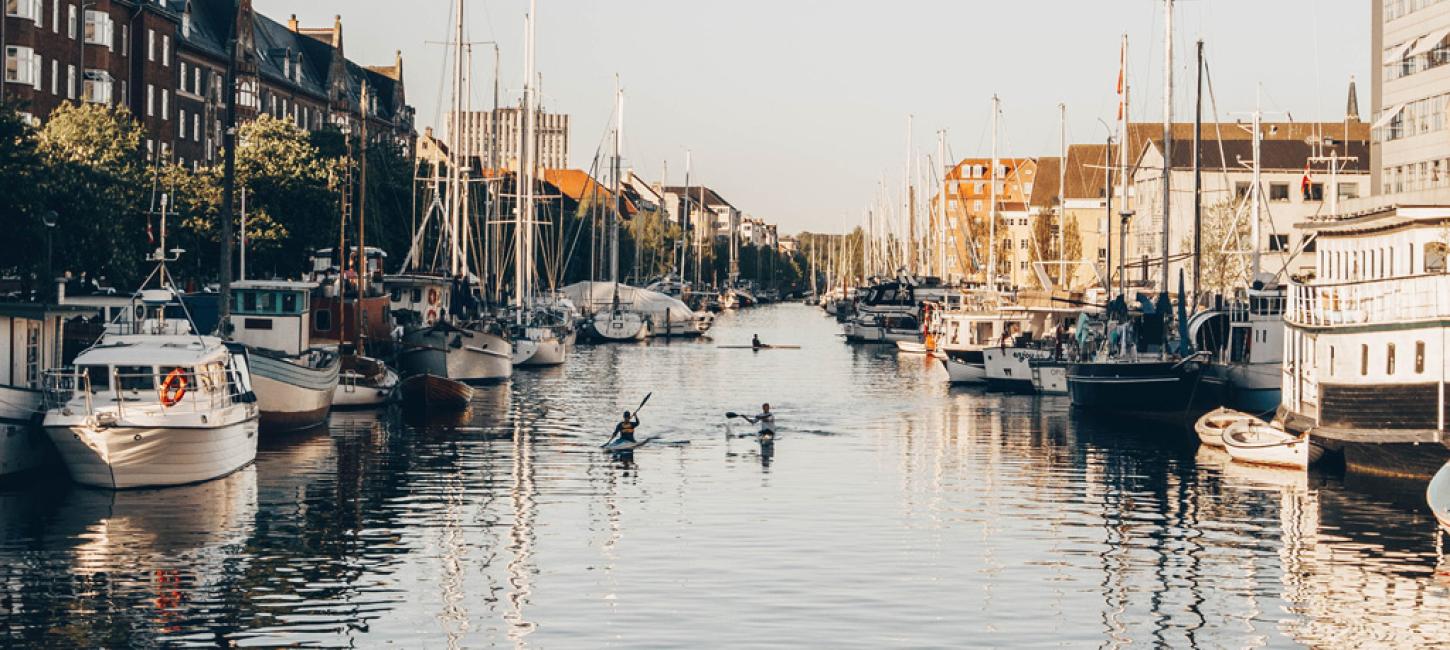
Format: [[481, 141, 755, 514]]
[[52, 335, 252, 412], [385, 274, 466, 327], [0, 303, 97, 424], [228, 281, 317, 356]]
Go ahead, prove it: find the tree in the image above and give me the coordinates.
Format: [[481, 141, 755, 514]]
[[0, 106, 47, 294], [37, 102, 148, 288], [1189, 200, 1251, 296], [1028, 211, 1058, 289], [1062, 213, 1083, 288]]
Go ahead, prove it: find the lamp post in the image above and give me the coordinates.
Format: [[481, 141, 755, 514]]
[[42, 210, 57, 301]]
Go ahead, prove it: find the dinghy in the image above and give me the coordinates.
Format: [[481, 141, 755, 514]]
[[1223, 421, 1322, 469], [400, 373, 474, 411], [1194, 407, 1264, 448], [1429, 462, 1450, 533], [895, 340, 927, 355]]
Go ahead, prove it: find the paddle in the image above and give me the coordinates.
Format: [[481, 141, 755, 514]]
[[605, 393, 653, 447]]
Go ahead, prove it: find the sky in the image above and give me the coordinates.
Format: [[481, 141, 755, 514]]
[[255, 0, 1370, 236]]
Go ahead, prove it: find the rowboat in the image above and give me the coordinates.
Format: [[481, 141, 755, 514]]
[[400, 373, 474, 411], [1223, 421, 1322, 469], [1428, 462, 1450, 532], [895, 340, 927, 355], [1194, 407, 1264, 448]]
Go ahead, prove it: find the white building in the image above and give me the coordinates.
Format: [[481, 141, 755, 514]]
[[446, 107, 569, 171]]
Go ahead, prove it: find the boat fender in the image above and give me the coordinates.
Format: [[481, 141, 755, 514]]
[[425, 308, 438, 325], [428, 287, 441, 306], [160, 368, 188, 407]]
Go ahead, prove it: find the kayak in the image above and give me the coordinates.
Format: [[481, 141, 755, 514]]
[[602, 436, 656, 451], [717, 344, 801, 350]]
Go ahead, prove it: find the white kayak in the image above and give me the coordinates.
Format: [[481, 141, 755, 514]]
[[1429, 462, 1450, 533], [602, 436, 655, 451], [1194, 407, 1264, 448], [1223, 422, 1323, 470]]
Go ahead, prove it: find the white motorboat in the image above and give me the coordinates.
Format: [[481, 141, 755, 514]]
[[984, 346, 1053, 393], [1194, 407, 1264, 448], [1428, 462, 1450, 533], [592, 308, 649, 341], [333, 355, 399, 408], [895, 340, 927, 355], [227, 281, 340, 432], [42, 289, 259, 489], [513, 324, 569, 366], [1223, 421, 1323, 470]]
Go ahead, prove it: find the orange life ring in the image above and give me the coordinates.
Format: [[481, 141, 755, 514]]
[[160, 368, 188, 407], [427, 287, 441, 306], [425, 308, 438, 325]]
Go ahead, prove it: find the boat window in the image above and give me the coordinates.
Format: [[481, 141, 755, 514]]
[[1426, 242, 1448, 273], [81, 365, 110, 392], [411, 288, 422, 303], [316, 308, 332, 331], [116, 365, 155, 392], [256, 291, 276, 314], [390, 288, 402, 302], [281, 291, 299, 314], [1387, 343, 1397, 375], [1417, 341, 1426, 374], [1360, 345, 1368, 376], [242, 291, 258, 313], [1329, 346, 1335, 376]]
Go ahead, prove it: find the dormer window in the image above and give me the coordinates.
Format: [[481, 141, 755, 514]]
[[182, 12, 191, 38]]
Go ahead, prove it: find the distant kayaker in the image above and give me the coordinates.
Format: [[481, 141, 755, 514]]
[[742, 403, 775, 436], [612, 411, 640, 445], [752, 334, 764, 349]]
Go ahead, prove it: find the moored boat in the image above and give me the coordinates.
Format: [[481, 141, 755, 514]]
[[1223, 421, 1322, 469], [0, 302, 98, 477], [226, 281, 340, 432], [1428, 462, 1450, 532], [1194, 407, 1264, 448], [400, 373, 474, 411], [333, 354, 399, 408]]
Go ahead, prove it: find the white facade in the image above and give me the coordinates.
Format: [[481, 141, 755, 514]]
[[1374, 0, 1450, 195], [447, 107, 569, 171]]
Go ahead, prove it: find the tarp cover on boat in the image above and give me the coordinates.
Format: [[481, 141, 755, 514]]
[[560, 282, 699, 323]]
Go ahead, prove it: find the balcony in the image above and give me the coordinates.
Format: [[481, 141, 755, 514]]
[[1287, 273, 1450, 327]]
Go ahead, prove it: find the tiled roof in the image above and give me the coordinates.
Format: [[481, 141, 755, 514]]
[[1147, 138, 1370, 173], [1029, 157, 1061, 208], [661, 186, 733, 210]]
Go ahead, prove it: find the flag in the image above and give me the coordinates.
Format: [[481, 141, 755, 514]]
[[1115, 40, 1126, 120], [1300, 162, 1313, 199], [146, 216, 155, 246]]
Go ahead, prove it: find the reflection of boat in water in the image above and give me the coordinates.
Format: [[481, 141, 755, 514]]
[[59, 465, 258, 576]]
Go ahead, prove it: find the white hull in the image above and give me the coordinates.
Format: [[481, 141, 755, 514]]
[[45, 419, 259, 489], [249, 355, 339, 432], [0, 386, 48, 476], [1030, 363, 1069, 395], [895, 341, 927, 354], [400, 326, 514, 382], [1223, 423, 1323, 470], [942, 353, 987, 384], [515, 331, 568, 366], [984, 347, 1052, 390], [592, 311, 648, 341], [1429, 462, 1450, 532], [333, 367, 399, 408], [1194, 407, 1264, 448]]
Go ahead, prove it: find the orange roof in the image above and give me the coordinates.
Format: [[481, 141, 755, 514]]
[[542, 169, 638, 216]]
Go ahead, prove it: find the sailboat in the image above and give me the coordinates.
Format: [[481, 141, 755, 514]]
[[590, 82, 650, 342], [1066, 5, 1219, 416], [508, 0, 571, 367], [387, 0, 513, 383]]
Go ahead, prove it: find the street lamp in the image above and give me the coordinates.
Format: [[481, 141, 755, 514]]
[[42, 210, 57, 301]]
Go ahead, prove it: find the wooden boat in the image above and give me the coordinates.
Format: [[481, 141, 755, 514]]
[[1428, 462, 1450, 532], [400, 373, 473, 411], [1194, 407, 1264, 448], [333, 354, 399, 408], [895, 340, 927, 355], [1223, 421, 1322, 469]]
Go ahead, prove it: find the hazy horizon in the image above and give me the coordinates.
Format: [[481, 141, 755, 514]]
[[256, 0, 1370, 236]]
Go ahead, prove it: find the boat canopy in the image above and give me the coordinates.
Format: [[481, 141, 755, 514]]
[[560, 282, 699, 323]]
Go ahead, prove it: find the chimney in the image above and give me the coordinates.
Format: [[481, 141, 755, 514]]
[[1346, 75, 1361, 123], [287, 14, 299, 32], [332, 15, 342, 48]]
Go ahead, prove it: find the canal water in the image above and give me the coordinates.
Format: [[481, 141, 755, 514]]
[[2, 304, 1448, 647]]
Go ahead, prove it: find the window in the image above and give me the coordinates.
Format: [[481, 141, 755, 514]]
[[66, 4, 75, 39], [1329, 346, 1336, 376], [1235, 182, 1251, 200], [1361, 344, 1369, 376], [1304, 182, 1324, 201], [120, 24, 127, 55], [50, 59, 56, 94], [161, 89, 168, 120], [83, 10, 113, 48], [1269, 183, 1290, 201], [6, 0, 41, 22], [1338, 183, 1360, 200], [117, 365, 154, 392], [147, 28, 155, 61], [161, 34, 169, 66], [82, 70, 113, 104], [30, 54, 41, 90], [193, 113, 200, 142], [1020, 239, 1028, 250], [146, 83, 154, 116], [179, 109, 186, 138], [4, 46, 37, 85], [1388, 343, 1397, 375], [50, 0, 57, 32], [1268, 234, 1290, 252], [193, 67, 200, 96], [179, 61, 187, 92], [65, 64, 74, 99], [1426, 242, 1448, 273], [1417, 341, 1426, 374]]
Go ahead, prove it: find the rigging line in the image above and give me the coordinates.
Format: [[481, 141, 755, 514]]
[[429, 0, 456, 138]]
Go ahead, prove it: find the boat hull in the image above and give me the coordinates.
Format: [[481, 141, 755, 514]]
[[1428, 462, 1450, 532], [591, 311, 648, 341], [333, 368, 399, 409], [984, 347, 1052, 394], [1067, 359, 1219, 414], [248, 352, 339, 432], [399, 326, 513, 383], [400, 374, 474, 411], [0, 386, 50, 477], [1224, 361, 1281, 414], [1223, 424, 1322, 469], [941, 349, 986, 384], [44, 419, 259, 489], [1029, 360, 1069, 395]]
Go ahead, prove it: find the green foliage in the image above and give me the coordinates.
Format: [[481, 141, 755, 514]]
[[0, 105, 47, 293]]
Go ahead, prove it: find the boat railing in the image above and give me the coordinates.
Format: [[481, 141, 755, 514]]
[[43, 367, 244, 419], [1287, 274, 1450, 327]]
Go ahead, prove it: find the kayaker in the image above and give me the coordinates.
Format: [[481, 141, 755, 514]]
[[612, 411, 640, 445], [752, 334, 763, 349], [742, 403, 775, 437]]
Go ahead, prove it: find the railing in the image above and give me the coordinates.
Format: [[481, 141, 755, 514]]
[[1287, 274, 1450, 327], [43, 367, 245, 419]]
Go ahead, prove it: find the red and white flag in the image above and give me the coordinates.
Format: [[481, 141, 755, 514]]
[[1300, 162, 1313, 198], [1115, 39, 1126, 120]]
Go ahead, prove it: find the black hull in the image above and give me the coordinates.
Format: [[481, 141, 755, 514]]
[[1067, 360, 1222, 415], [985, 377, 1036, 394], [1323, 440, 1450, 480]]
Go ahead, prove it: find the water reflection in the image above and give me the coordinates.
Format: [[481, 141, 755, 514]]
[[1, 305, 1449, 646]]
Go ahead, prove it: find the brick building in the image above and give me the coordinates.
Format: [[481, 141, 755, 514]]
[[3, 0, 414, 168]]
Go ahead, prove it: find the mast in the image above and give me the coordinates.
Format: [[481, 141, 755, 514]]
[[1118, 33, 1131, 301], [988, 94, 999, 293], [1160, 0, 1173, 297], [358, 82, 369, 351], [610, 78, 622, 285], [1057, 102, 1067, 288], [1192, 39, 1203, 304], [905, 114, 916, 277], [936, 130, 947, 280], [514, 0, 537, 317], [1250, 84, 1263, 278]]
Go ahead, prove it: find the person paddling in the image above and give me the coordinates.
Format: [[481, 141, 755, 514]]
[[752, 334, 764, 349], [741, 403, 775, 438], [612, 410, 640, 445]]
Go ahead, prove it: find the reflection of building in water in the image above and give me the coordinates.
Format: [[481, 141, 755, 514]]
[[505, 406, 538, 645], [1277, 489, 1450, 645]]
